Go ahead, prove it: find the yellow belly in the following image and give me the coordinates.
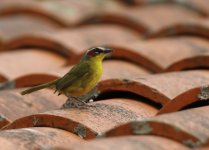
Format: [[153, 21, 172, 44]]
[[64, 62, 102, 97]]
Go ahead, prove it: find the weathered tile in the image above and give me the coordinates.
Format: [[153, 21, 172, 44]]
[[0, 0, 124, 27], [6, 25, 140, 64], [3, 69, 209, 114], [0, 89, 66, 124], [0, 14, 60, 46], [0, 75, 7, 83], [5, 98, 158, 138], [0, 48, 66, 80], [146, 19, 209, 39], [99, 70, 209, 111], [83, 3, 202, 34], [71, 135, 190, 150], [190, 0, 209, 16], [118, 0, 208, 16], [105, 105, 209, 148], [0, 127, 83, 150], [3, 59, 149, 89], [115, 36, 209, 72], [102, 60, 151, 79]]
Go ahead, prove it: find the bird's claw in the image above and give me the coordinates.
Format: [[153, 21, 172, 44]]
[[61, 87, 100, 109], [61, 97, 87, 109]]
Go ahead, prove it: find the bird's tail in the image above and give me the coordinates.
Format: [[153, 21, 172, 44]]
[[21, 79, 59, 95]]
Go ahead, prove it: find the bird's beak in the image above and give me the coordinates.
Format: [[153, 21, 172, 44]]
[[103, 48, 112, 58], [104, 48, 112, 54]]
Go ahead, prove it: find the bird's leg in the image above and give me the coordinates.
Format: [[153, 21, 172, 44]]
[[62, 96, 75, 108], [78, 86, 100, 103], [89, 86, 101, 101], [61, 86, 100, 108], [62, 96, 88, 109]]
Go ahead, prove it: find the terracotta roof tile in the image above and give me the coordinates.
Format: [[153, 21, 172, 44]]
[[119, 0, 208, 16], [71, 135, 190, 150], [0, 14, 60, 46], [5, 25, 140, 63], [0, 0, 124, 27], [0, 127, 83, 150], [0, 48, 66, 81], [0, 74, 7, 83], [1, 59, 149, 89], [0, 89, 65, 125], [99, 70, 209, 110], [190, 0, 209, 16], [196, 148, 209, 150], [146, 18, 209, 39], [5, 98, 158, 138], [114, 36, 209, 72], [0, 40, 3, 51], [83, 3, 203, 34], [9, 74, 58, 90], [105, 105, 209, 148], [0, 1, 209, 150], [131, 4, 202, 33], [103, 60, 151, 79]]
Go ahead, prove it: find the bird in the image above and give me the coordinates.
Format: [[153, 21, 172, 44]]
[[21, 47, 112, 108]]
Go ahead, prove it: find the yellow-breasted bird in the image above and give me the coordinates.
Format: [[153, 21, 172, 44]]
[[21, 47, 112, 108]]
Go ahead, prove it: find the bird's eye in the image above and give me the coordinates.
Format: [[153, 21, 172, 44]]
[[87, 47, 103, 57], [94, 48, 103, 54]]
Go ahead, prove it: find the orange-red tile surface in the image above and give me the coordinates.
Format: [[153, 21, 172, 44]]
[[106, 106, 209, 148], [0, 127, 83, 150], [71, 135, 190, 150], [0, 89, 66, 123], [99, 70, 209, 111], [6, 98, 158, 138], [0, 48, 66, 80], [0, 1, 209, 150]]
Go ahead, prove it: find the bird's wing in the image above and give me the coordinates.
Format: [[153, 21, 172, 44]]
[[55, 62, 90, 91]]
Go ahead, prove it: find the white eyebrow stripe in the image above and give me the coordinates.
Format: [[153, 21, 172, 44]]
[[97, 47, 105, 50]]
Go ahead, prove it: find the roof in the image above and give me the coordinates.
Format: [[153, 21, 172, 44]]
[[0, 0, 209, 149]]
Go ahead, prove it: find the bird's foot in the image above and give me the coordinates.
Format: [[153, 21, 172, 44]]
[[79, 87, 100, 103], [61, 97, 88, 109]]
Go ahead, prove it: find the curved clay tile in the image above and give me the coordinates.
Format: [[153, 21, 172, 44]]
[[14, 74, 59, 89], [105, 105, 209, 148], [0, 127, 83, 150], [0, 14, 60, 45], [81, 3, 202, 35], [158, 87, 208, 114], [102, 60, 151, 79], [99, 70, 209, 109], [145, 19, 209, 39], [5, 98, 158, 139], [106, 45, 162, 73], [3, 69, 209, 114], [70, 135, 190, 150], [0, 48, 66, 80], [6, 60, 149, 88], [0, 0, 65, 26], [190, 0, 209, 16], [0, 0, 124, 27], [112, 36, 209, 72], [0, 39, 4, 50], [0, 74, 7, 83], [0, 89, 66, 124], [79, 10, 147, 34], [5, 24, 140, 64], [118, 0, 208, 17]]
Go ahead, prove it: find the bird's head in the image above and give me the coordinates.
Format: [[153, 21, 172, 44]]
[[82, 47, 112, 62]]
